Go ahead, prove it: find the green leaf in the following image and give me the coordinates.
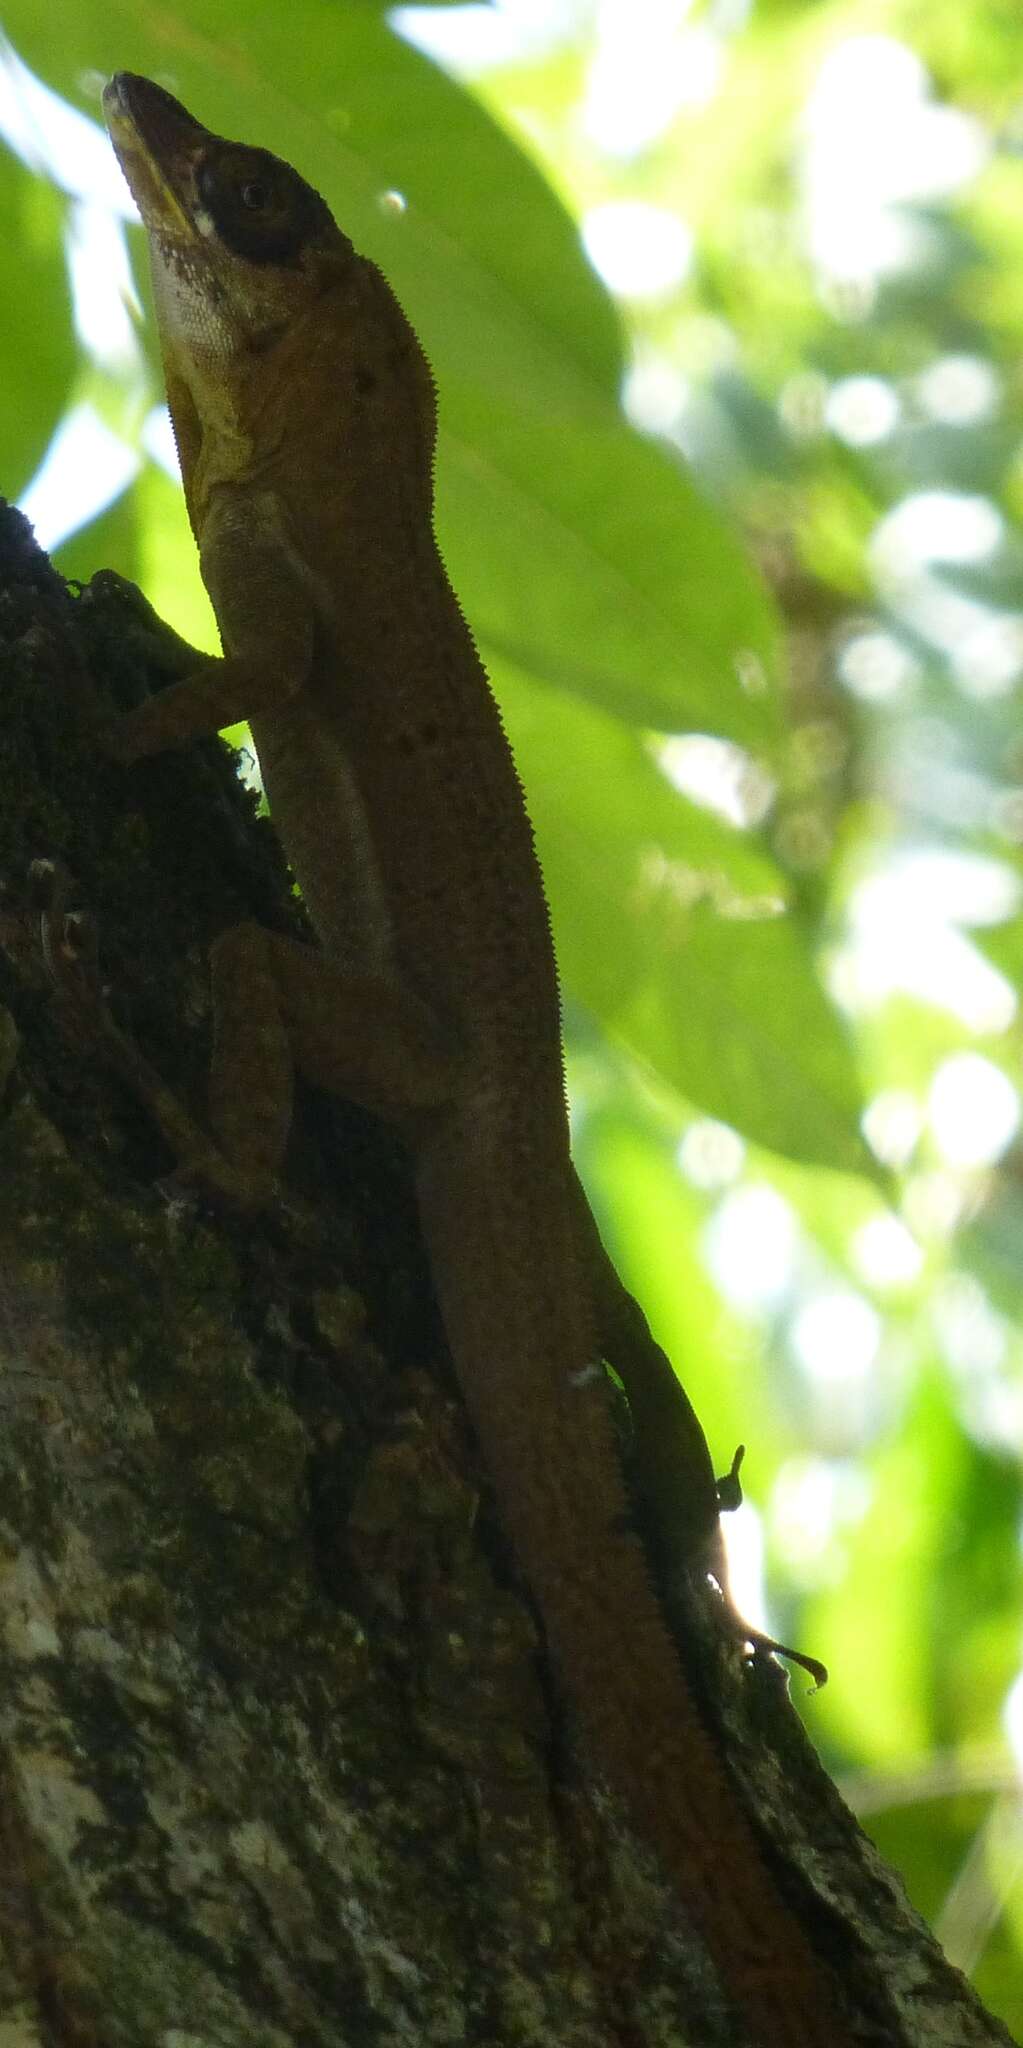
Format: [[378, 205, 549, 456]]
[[440, 385, 781, 739], [3, 2, 781, 749], [0, 144, 75, 499], [810, 1369, 970, 1767], [2, 2, 622, 394], [617, 906, 868, 1170], [497, 658, 866, 1169], [53, 478, 139, 589], [134, 460, 218, 653]]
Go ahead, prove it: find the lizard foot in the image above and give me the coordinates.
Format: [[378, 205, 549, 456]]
[[744, 1627, 828, 1694], [713, 1443, 829, 1691]]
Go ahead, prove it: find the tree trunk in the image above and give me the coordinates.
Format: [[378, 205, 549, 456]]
[[0, 498, 1013, 2046]]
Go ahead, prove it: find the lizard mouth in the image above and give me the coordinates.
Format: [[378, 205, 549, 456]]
[[104, 73, 207, 243]]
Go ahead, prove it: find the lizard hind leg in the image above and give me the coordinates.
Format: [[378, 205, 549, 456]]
[[208, 920, 461, 1199]]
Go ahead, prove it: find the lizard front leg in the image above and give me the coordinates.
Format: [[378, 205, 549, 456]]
[[105, 515, 316, 760]]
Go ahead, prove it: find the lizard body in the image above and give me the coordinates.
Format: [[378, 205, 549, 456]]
[[102, 76, 850, 2044]]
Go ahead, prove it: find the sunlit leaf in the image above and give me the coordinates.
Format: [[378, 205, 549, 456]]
[[498, 656, 866, 1167], [52, 479, 138, 588], [1, 1, 782, 751], [0, 144, 75, 498]]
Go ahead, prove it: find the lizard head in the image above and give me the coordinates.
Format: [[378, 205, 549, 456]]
[[104, 74, 437, 528], [104, 73, 356, 368]]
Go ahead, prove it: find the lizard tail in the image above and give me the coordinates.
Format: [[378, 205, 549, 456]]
[[416, 1137, 850, 2048]]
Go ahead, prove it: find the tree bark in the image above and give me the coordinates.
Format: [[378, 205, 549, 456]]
[[0, 498, 1014, 2046]]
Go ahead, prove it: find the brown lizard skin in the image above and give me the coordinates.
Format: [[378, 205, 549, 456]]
[[101, 74, 853, 2045]]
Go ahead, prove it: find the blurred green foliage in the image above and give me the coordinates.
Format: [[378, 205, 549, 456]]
[[1, 0, 1021, 2030]]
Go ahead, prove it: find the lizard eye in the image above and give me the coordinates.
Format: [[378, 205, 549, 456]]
[[196, 144, 336, 266]]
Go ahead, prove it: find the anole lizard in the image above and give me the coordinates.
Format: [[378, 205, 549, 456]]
[[96, 74, 851, 2044]]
